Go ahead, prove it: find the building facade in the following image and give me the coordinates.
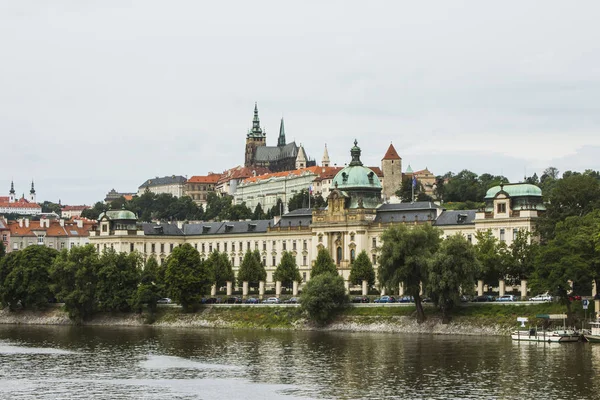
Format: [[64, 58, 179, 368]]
[[137, 175, 187, 197], [185, 173, 221, 206], [0, 181, 41, 215], [5, 217, 94, 253]]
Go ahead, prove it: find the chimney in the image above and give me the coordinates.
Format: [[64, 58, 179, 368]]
[[19, 218, 23, 228], [41, 218, 49, 228], [76, 219, 83, 228], [59, 219, 65, 227], [25, 218, 30, 228]]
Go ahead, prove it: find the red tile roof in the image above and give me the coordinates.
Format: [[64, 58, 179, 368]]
[[7, 219, 93, 237], [218, 166, 271, 184], [62, 205, 90, 211], [382, 143, 401, 160], [0, 200, 41, 209], [188, 173, 222, 184], [243, 166, 342, 184]]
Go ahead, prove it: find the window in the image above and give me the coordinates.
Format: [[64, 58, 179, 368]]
[[467, 234, 472, 243], [303, 272, 307, 281], [202, 243, 205, 252], [500, 229, 506, 241], [262, 257, 266, 266], [497, 203, 506, 214], [130, 243, 134, 252], [263, 241, 267, 251], [160, 243, 165, 253], [224, 242, 228, 252], [303, 255, 307, 265], [513, 228, 519, 240], [37, 235, 44, 244], [144, 243, 147, 253], [102, 224, 107, 232], [303, 240, 307, 250], [350, 233, 355, 242], [293, 241, 297, 251], [96, 244, 99, 252], [151, 243, 156, 253], [336, 247, 342, 264], [231, 258, 235, 266], [273, 240, 276, 248], [239, 257, 243, 265], [194, 243, 197, 250], [61, 242, 65, 249], [247, 241, 250, 250], [272, 256, 276, 266], [350, 248, 356, 263], [2, 234, 6, 241], [318, 234, 323, 243], [217, 243, 220, 252], [170, 243, 174, 252], [255, 241, 258, 250], [283, 241, 287, 251], [372, 238, 377, 248], [372, 254, 377, 265], [209, 243, 213, 252], [232, 243, 235, 252]]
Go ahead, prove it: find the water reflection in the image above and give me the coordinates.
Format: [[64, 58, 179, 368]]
[[0, 325, 599, 399]]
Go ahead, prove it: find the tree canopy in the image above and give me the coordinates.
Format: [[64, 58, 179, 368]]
[[165, 243, 213, 311], [310, 248, 338, 278], [205, 251, 235, 288], [378, 224, 441, 323], [288, 190, 326, 211], [473, 230, 512, 289], [300, 272, 348, 325], [237, 250, 267, 290], [95, 249, 141, 312], [348, 250, 375, 286], [273, 251, 302, 289]]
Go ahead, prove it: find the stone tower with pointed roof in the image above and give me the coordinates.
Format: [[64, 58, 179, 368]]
[[29, 180, 36, 203], [322, 144, 330, 167], [381, 143, 402, 201], [244, 104, 315, 172], [296, 144, 307, 169]]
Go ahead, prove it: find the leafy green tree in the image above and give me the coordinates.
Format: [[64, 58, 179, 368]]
[[300, 272, 348, 325], [204, 193, 233, 221], [477, 173, 508, 200], [132, 256, 163, 313], [288, 190, 326, 211], [395, 176, 431, 202], [378, 224, 441, 323], [252, 203, 266, 220], [96, 249, 141, 312], [273, 251, 302, 289], [0, 246, 58, 310], [205, 251, 235, 288], [506, 229, 539, 286], [0, 241, 5, 260], [310, 248, 337, 278], [348, 250, 375, 286], [41, 201, 62, 215], [50, 245, 100, 321], [536, 173, 600, 241], [165, 243, 213, 311], [444, 170, 481, 202], [266, 198, 285, 219], [226, 202, 252, 221], [81, 201, 106, 220], [473, 230, 511, 290], [531, 211, 600, 312], [237, 250, 267, 290], [525, 173, 539, 185], [426, 234, 479, 323]]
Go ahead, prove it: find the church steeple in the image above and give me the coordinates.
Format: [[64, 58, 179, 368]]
[[9, 180, 15, 203], [29, 180, 36, 203], [277, 118, 286, 147], [322, 144, 330, 167], [247, 102, 264, 138]]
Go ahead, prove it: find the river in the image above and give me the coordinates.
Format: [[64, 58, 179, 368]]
[[1, 325, 599, 399]]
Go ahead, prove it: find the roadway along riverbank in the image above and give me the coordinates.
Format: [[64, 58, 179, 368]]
[[1, 301, 585, 337]]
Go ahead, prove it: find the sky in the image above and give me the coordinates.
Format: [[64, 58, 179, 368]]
[[1, 1, 599, 205]]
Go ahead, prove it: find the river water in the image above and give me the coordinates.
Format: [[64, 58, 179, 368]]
[[1, 325, 599, 400]]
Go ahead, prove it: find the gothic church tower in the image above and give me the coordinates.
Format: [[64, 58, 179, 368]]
[[244, 103, 266, 167], [381, 143, 402, 201]]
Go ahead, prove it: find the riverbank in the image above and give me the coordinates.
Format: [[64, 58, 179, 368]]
[[0, 302, 581, 336]]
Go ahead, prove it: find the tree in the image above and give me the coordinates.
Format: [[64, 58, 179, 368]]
[[96, 249, 141, 312], [443, 170, 480, 202], [252, 203, 266, 220], [395, 176, 431, 202], [378, 224, 441, 323], [41, 201, 62, 215], [204, 193, 233, 221], [287, 190, 325, 211], [0, 241, 5, 260], [266, 198, 285, 219], [273, 251, 302, 289], [426, 234, 479, 323], [531, 212, 600, 313], [132, 256, 163, 314], [50, 245, 100, 321], [81, 201, 106, 220], [348, 250, 375, 287], [300, 272, 348, 325], [310, 248, 337, 278], [506, 229, 539, 286], [226, 202, 252, 221], [0, 246, 58, 310], [536, 173, 600, 241], [165, 243, 213, 311], [237, 250, 266, 290], [205, 251, 235, 288], [473, 229, 511, 290]]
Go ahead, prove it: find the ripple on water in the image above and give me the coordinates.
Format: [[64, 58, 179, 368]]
[[0, 343, 73, 355], [140, 354, 243, 371]]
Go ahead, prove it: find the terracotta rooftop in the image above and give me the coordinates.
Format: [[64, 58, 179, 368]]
[[188, 173, 222, 184], [218, 166, 271, 184], [0, 200, 41, 209], [382, 143, 401, 160], [62, 205, 90, 211]]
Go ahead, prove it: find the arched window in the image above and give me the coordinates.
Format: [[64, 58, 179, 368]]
[[350, 248, 356, 263], [336, 246, 342, 265]]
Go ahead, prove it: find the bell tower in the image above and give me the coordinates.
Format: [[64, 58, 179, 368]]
[[245, 102, 266, 167]]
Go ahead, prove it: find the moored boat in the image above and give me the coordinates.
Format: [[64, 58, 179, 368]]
[[511, 314, 581, 343], [583, 322, 600, 343]]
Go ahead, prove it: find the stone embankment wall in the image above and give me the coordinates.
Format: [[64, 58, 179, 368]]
[[0, 307, 512, 336]]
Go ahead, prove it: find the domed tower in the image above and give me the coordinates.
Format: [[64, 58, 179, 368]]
[[330, 140, 383, 209], [245, 103, 267, 167], [9, 180, 15, 203]]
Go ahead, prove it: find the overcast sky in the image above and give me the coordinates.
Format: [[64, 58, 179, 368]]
[[1, 1, 599, 205]]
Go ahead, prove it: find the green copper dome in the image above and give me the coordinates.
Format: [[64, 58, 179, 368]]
[[98, 209, 137, 221], [332, 140, 382, 190], [484, 183, 542, 199]]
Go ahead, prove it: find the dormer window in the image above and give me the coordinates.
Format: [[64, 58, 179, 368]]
[[497, 203, 507, 214]]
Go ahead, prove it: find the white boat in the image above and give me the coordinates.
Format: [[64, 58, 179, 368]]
[[511, 314, 581, 343], [583, 322, 600, 343]]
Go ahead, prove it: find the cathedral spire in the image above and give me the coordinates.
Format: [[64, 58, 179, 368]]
[[247, 102, 264, 138], [30, 180, 35, 194], [9, 180, 15, 195], [322, 143, 330, 167], [278, 118, 286, 147]]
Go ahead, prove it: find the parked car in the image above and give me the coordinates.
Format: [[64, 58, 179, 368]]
[[398, 296, 414, 303], [496, 295, 516, 302], [351, 296, 370, 303], [569, 295, 582, 302], [226, 297, 242, 304], [284, 297, 300, 304], [421, 297, 432, 303], [157, 298, 172, 304], [374, 296, 396, 303], [202, 297, 219, 304], [263, 297, 280, 304], [460, 295, 472, 303], [244, 297, 259, 304], [529, 293, 553, 301], [473, 295, 495, 302]]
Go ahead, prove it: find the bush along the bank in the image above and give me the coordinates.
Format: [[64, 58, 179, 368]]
[[301, 272, 349, 325]]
